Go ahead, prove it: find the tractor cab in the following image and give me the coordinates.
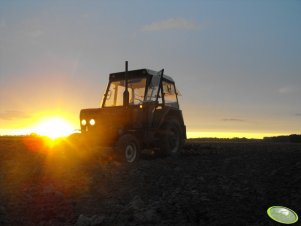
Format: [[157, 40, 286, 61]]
[[102, 69, 179, 109]]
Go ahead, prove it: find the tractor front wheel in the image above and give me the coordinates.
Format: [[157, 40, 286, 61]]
[[160, 119, 183, 156], [116, 134, 140, 163]]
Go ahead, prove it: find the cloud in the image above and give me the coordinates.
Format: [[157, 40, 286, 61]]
[[27, 30, 44, 38], [222, 118, 245, 122], [0, 110, 30, 120], [142, 18, 200, 32], [295, 113, 301, 117], [0, 19, 6, 28], [278, 86, 294, 94]]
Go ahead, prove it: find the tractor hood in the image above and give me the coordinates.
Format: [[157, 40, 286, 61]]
[[80, 107, 130, 145]]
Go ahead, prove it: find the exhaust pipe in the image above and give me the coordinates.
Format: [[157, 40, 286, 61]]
[[123, 61, 129, 107]]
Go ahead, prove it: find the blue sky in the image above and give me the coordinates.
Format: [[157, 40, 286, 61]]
[[0, 0, 300, 137]]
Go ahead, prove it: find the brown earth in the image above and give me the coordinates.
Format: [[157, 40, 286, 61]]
[[0, 136, 300, 226]]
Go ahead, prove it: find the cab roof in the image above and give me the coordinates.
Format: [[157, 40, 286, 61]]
[[109, 69, 175, 83]]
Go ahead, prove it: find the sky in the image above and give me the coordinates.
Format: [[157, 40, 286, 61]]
[[0, 0, 300, 138]]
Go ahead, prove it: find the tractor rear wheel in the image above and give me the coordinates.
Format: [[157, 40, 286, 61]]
[[160, 118, 183, 156], [116, 134, 140, 163]]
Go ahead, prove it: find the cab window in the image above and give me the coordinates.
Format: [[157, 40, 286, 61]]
[[104, 78, 146, 107], [162, 81, 179, 108]]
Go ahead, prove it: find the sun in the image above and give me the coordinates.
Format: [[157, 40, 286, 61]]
[[33, 117, 75, 139]]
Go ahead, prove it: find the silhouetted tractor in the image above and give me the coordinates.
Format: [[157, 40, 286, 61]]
[[80, 62, 186, 163]]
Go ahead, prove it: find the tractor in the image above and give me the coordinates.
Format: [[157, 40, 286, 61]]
[[80, 62, 186, 163]]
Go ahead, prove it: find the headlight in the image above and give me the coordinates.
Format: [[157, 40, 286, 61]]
[[81, 119, 87, 126], [89, 119, 95, 126]]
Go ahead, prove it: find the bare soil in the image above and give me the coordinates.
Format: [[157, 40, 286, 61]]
[[0, 136, 300, 226]]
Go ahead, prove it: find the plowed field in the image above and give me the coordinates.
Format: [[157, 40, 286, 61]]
[[0, 136, 300, 226]]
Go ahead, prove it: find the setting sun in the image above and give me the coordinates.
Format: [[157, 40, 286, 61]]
[[33, 117, 75, 139]]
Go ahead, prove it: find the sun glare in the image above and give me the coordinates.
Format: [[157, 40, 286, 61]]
[[33, 117, 75, 139]]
